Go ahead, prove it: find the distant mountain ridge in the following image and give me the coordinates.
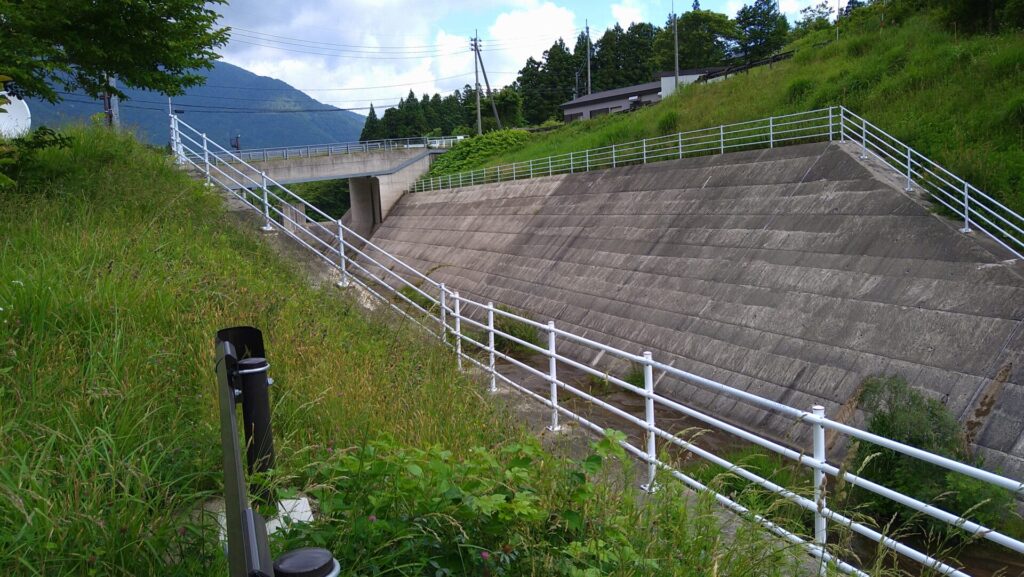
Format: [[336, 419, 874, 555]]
[[27, 61, 365, 150]]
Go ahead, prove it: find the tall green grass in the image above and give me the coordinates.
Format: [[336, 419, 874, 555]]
[[440, 11, 1024, 214], [0, 126, 915, 576], [0, 126, 515, 575]]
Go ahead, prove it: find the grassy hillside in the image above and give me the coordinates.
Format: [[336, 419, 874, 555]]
[[0, 127, 828, 576], [436, 10, 1024, 213], [0, 127, 514, 574]]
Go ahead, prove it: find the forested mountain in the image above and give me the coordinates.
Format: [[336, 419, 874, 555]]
[[27, 61, 364, 150]]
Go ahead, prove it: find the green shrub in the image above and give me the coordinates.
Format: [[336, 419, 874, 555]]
[[494, 305, 541, 356], [656, 110, 679, 135], [849, 375, 1018, 538], [274, 434, 657, 577], [424, 129, 531, 178], [398, 283, 439, 314], [785, 78, 817, 104]]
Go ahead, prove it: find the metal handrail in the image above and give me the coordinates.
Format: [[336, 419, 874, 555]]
[[228, 135, 464, 163], [172, 109, 1024, 577], [411, 105, 1023, 261]]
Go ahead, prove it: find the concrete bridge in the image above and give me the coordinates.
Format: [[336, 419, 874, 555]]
[[212, 136, 459, 237]]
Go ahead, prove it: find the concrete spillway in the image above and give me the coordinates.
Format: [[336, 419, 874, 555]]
[[359, 141, 1024, 477]]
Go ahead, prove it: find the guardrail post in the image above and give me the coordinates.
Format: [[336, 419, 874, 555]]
[[585, 149, 590, 171], [487, 302, 497, 393], [439, 284, 447, 340], [859, 119, 868, 159], [769, 116, 775, 148], [529, 159, 535, 178], [612, 144, 617, 168], [336, 219, 349, 287], [905, 145, 914, 192], [570, 152, 574, 173], [961, 182, 972, 233], [260, 172, 274, 232], [642, 139, 648, 164], [512, 163, 517, 180], [548, 157, 553, 176], [812, 405, 828, 571], [719, 125, 725, 154], [454, 292, 463, 371], [546, 321, 562, 432], [828, 107, 834, 142], [202, 133, 210, 184], [678, 132, 683, 159], [641, 351, 657, 492]]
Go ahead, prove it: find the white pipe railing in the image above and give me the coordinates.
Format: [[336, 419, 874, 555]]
[[411, 105, 1023, 261], [172, 111, 1024, 577], [220, 135, 464, 163]]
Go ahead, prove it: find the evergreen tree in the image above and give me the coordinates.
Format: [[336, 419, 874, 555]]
[[792, 1, 833, 39], [359, 104, 382, 141], [735, 0, 789, 62], [654, 9, 737, 71]]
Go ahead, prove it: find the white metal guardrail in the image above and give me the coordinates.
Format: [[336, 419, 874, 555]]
[[172, 112, 1024, 577], [412, 105, 1024, 261], [224, 135, 464, 163]]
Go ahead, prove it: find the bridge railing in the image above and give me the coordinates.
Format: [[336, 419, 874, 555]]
[[171, 111, 1024, 577], [413, 105, 1024, 260], [224, 135, 464, 163]]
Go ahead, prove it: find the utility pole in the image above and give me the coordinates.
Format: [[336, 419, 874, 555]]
[[673, 1, 680, 89], [472, 30, 482, 136], [475, 44, 503, 130], [836, 0, 841, 41], [586, 20, 592, 95]]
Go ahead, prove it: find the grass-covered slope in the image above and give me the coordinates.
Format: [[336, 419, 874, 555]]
[[0, 127, 514, 575], [438, 11, 1024, 213], [0, 127, 826, 577]]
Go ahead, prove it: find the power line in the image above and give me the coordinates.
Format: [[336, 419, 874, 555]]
[[228, 38, 471, 59], [200, 73, 477, 92], [57, 96, 394, 113], [229, 31, 465, 56]]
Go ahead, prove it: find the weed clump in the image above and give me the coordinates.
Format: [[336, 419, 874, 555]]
[[850, 375, 1020, 538]]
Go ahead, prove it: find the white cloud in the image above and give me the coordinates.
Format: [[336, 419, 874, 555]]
[[611, 0, 647, 26], [485, 2, 578, 87], [215, 0, 580, 115]]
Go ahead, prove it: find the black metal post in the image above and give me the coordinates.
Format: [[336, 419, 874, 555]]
[[215, 339, 275, 577], [214, 327, 339, 577]]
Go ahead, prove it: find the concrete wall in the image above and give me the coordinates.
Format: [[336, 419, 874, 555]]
[[358, 142, 1024, 478], [230, 148, 427, 186]]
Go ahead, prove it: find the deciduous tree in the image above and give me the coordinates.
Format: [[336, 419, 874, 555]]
[[0, 0, 228, 102]]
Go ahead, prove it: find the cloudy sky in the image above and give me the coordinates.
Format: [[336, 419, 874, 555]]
[[215, 0, 823, 115]]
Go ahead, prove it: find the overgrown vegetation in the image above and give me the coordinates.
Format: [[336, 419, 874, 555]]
[[493, 305, 542, 356], [434, 9, 1023, 214], [1, 125, 845, 576], [275, 432, 817, 577], [0, 126, 514, 575], [850, 376, 1022, 539], [425, 129, 531, 179]]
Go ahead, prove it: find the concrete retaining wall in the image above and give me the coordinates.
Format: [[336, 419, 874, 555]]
[[359, 142, 1024, 478]]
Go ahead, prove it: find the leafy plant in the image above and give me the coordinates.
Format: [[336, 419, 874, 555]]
[[493, 305, 541, 356], [849, 375, 1018, 538], [424, 130, 532, 179], [0, 126, 73, 188]]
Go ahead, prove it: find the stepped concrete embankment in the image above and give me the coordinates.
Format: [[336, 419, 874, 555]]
[[358, 142, 1024, 477]]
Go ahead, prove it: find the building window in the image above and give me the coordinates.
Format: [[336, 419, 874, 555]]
[[564, 112, 583, 122], [590, 108, 610, 118]]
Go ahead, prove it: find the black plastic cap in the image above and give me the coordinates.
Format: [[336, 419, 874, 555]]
[[273, 548, 336, 577]]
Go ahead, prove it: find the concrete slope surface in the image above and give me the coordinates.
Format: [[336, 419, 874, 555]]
[[360, 142, 1024, 478]]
